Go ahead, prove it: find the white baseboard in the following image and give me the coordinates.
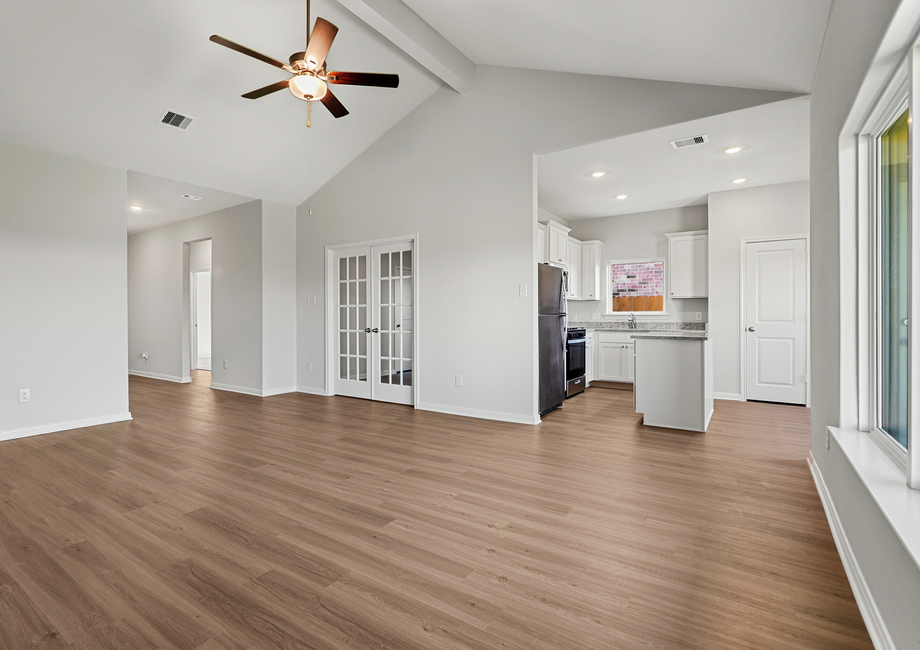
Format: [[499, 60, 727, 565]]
[[0, 412, 133, 443], [210, 383, 262, 397], [808, 453, 895, 650], [713, 391, 743, 401], [297, 386, 328, 396], [262, 386, 297, 397], [416, 401, 540, 425], [129, 370, 191, 384]]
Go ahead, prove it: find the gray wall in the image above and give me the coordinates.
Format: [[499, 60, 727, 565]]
[[0, 138, 130, 439], [708, 181, 810, 399], [566, 205, 709, 322], [810, 1, 920, 647], [262, 201, 297, 395], [296, 64, 798, 421], [128, 201, 263, 391]]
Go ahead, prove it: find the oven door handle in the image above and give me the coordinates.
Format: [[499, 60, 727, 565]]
[[567, 338, 586, 344]]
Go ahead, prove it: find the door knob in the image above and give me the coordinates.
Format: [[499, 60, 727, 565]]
[[364, 328, 371, 333], [747, 327, 755, 332], [372, 328, 379, 333]]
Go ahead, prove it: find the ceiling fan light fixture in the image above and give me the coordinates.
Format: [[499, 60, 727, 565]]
[[289, 75, 327, 101]]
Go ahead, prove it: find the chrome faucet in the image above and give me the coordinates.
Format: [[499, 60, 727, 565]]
[[628, 313, 637, 330]]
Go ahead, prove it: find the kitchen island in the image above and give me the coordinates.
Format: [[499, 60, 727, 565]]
[[631, 332, 713, 432]]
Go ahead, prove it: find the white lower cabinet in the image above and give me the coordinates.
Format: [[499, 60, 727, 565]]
[[596, 332, 634, 383]]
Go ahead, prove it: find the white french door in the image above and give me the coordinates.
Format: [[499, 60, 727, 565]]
[[744, 238, 807, 404], [333, 241, 414, 405]]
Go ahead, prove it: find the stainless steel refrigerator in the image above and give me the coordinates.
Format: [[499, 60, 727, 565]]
[[538, 263, 567, 415]]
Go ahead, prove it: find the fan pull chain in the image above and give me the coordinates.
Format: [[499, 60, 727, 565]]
[[307, 100, 312, 128]]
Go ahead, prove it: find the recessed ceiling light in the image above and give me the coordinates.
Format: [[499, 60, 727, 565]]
[[592, 171, 606, 178], [181, 194, 203, 201], [733, 178, 747, 184], [616, 194, 627, 200], [129, 205, 143, 211], [724, 146, 742, 154]]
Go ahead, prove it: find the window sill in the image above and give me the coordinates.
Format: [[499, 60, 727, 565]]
[[829, 427, 920, 572]]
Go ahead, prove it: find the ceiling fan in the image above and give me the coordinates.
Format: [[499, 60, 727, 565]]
[[210, 0, 399, 127]]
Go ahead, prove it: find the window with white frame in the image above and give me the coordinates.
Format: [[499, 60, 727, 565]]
[[861, 54, 919, 488], [875, 105, 909, 449], [606, 258, 666, 315]]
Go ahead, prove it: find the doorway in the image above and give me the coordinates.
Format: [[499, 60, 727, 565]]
[[326, 237, 417, 406], [742, 236, 808, 404], [188, 238, 212, 377], [191, 270, 211, 370]]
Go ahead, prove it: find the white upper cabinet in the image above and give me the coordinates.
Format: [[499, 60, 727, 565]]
[[566, 238, 581, 298], [666, 230, 708, 298], [539, 220, 603, 300], [536, 223, 547, 263], [546, 221, 570, 266], [579, 241, 603, 301]]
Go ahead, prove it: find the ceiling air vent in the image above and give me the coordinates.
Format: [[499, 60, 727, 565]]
[[159, 110, 195, 130], [669, 134, 708, 150], [181, 194, 203, 201]]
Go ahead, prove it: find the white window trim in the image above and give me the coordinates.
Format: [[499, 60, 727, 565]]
[[604, 257, 668, 317], [857, 50, 919, 487]]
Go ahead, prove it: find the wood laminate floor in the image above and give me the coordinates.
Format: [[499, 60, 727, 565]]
[[0, 372, 872, 649]]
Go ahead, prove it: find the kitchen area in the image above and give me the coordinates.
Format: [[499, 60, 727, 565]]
[[537, 213, 713, 432]]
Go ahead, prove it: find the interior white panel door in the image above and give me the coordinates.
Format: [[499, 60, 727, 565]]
[[333, 242, 414, 405], [372, 242, 414, 405], [334, 248, 371, 399], [744, 239, 807, 404], [195, 270, 211, 370]]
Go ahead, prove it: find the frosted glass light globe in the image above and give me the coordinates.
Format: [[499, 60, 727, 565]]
[[289, 75, 327, 101]]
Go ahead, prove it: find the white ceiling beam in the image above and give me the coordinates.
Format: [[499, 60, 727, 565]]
[[334, 0, 475, 93]]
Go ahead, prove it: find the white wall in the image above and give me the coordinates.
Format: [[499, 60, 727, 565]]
[[297, 64, 799, 422], [262, 201, 297, 395], [0, 138, 130, 440], [538, 207, 569, 228], [565, 205, 709, 321], [189, 239, 211, 272], [128, 201, 263, 391], [708, 181, 809, 399], [810, 1, 920, 647]]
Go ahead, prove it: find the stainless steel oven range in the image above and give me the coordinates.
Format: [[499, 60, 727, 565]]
[[566, 327, 586, 398]]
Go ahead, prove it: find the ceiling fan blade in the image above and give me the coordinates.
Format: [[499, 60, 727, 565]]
[[320, 88, 349, 118], [326, 71, 399, 88], [304, 18, 338, 70], [210, 35, 291, 71], [242, 79, 291, 99]]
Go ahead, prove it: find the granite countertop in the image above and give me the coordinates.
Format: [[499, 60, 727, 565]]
[[630, 332, 710, 341], [568, 321, 707, 333]]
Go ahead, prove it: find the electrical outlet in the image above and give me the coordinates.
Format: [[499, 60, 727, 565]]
[[19, 388, 30, 403], [223, 360, 228, 369], [455, 375, 462, 387], [310, 295, 317, 304], [306, 362, 312, 372], [519, 284, 528, 297], [695, 312, 702, 321]]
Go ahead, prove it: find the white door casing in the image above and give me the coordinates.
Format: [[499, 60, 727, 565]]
[[744, 238, 807, 404], [333, 247, 371, 399], [331, 240, 414, 405]]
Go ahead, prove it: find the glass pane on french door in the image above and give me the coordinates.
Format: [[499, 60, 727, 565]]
[[879, 108, 909, 448], [372, 242, 413, 405], [333, 248, 371, 400]]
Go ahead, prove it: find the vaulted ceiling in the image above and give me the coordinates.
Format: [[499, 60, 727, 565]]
[[0, 1, 832, 213]]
